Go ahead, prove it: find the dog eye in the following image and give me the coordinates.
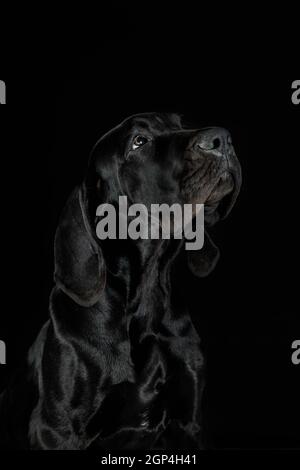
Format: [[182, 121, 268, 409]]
[[132, 135, 149, 150]]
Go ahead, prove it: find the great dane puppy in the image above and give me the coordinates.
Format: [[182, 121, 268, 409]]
[[0, 113, 241, 449]]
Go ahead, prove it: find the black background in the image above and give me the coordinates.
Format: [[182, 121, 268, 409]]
[[0, 6, 299, 450]]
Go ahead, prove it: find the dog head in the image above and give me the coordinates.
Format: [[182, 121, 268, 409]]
[[54, 113, 241, 306]]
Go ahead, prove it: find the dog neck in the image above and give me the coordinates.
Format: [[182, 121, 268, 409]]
[[102, 237, 183, 314]]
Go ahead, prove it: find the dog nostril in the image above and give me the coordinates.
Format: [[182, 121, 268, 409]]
[[195, 129, 231, 153], [212, 137, 221, 149], [196, 135, 222, 151]]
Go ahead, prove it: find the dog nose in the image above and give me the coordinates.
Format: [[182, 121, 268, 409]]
[[195, 127, 232, 154]]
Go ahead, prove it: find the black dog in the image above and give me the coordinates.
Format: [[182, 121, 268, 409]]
[[0, 113, 241, 449]]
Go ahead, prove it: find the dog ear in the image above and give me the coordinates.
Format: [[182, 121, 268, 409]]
[[54, 185, 105, 307], [187, 230, 220, 277]]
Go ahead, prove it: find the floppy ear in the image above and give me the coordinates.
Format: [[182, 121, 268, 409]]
[[54, 185, 106, 307], [187, 230, 220, 277]]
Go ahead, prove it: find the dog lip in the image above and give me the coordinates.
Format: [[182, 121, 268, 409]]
[[205, 170, 235, 204]]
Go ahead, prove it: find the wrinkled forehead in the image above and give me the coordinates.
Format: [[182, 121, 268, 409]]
[[122, 112, 182, 134]]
